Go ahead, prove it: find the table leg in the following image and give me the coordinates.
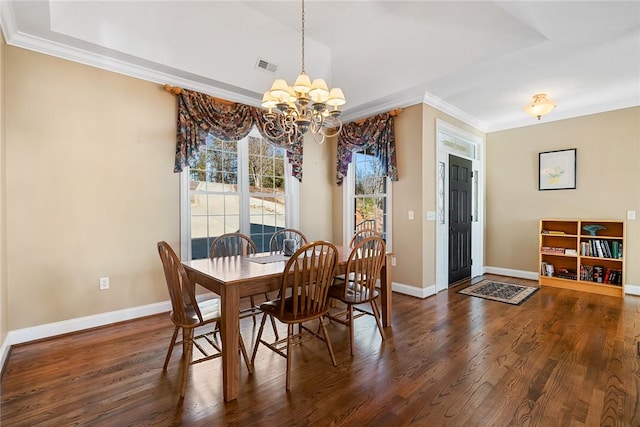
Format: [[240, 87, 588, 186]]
[[381, 254, 392, 327], [220, 284, 240, 401]]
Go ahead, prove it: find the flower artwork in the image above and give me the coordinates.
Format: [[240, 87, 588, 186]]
[[539, 149, 577, 190]]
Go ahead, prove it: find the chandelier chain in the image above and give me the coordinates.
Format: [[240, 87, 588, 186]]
[[301, 0, 305, 73]]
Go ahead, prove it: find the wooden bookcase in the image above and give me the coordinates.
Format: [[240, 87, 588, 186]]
[[539, 219, 625, 297]]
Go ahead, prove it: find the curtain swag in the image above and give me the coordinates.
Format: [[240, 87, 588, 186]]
[[174, 89, 305, 181], [336, 112, 398, 185]]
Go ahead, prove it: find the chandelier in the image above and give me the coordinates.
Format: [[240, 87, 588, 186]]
[[523, 93, 556, 120], [261, 0, 346, 144]]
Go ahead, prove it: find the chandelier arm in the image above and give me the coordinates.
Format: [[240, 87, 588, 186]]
[[320, 121, 343, 138]]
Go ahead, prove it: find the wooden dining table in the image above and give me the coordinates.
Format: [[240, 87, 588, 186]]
[[182, 245, 392, 402]]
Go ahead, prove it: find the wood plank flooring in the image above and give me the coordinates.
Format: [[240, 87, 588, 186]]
[[2, 274, 639, 426]]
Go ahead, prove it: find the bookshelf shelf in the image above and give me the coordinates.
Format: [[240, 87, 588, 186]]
[[539, 219, 625, 297]]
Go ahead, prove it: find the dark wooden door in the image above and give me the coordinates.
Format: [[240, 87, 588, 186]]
[[448, 155, 472, 285]]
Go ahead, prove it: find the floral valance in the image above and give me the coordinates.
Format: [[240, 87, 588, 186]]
[[336, 112, 398, 185], [174, 89, 304, 181]]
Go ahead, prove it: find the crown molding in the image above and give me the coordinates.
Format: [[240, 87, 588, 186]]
[[340, 92, 425, 124], [1, 21, 262, 107], [422, 92, 489, 133]]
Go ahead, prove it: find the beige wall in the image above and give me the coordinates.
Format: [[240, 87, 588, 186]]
[[1, 33, 7, 345], [486, 107, 640, 286], [3, 45, 335, 332], [3, 41, 638, 338], [5, 46, 179, 330], [392, 104, 424, 286], [299, 134, 334, 242]]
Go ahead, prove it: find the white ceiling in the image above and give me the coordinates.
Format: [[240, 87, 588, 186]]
[[1, 1, 639, 132]]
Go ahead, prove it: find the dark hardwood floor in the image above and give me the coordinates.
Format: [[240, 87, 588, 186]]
[[2, 274, 639, 426]]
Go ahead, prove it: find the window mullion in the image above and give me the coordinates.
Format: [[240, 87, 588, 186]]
[[238, 135, 250, 235]]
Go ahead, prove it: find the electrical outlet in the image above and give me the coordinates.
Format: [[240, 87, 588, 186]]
[[627, 210, 637, 220], [99, 277, 110, 290], [391, 256, 397, 267]]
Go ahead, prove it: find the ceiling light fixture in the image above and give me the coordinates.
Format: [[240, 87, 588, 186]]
[[523, 93, 556, 120], [261, 0, 345, 144]]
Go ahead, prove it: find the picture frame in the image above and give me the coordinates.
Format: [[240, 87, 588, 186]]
[[539, 148, 577, 190]]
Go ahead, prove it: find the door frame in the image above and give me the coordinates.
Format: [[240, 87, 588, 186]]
[[435, 120, 484, 292]]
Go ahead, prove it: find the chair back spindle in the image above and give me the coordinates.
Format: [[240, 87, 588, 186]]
[[278, 241, 338, 321], [269, 228, 309, 254], [209, 233, 257, 258], [342, 236, 386, 303]]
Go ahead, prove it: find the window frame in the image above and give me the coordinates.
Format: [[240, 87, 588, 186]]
[[342, 150, 393, 251], [180, 127, 299, 260]]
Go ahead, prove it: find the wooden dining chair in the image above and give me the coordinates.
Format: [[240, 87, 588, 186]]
[[327, 235, 386, 355], [209, 232, 279, 339], [349, 227, 382, 248], [157, 241, 252, 400], [269, 228, 308, 254], [355, 219, 377, 232], [250, 241, 338, 391]]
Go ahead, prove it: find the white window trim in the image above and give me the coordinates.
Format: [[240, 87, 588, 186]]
[[179, 127, 299, 261], [342, 159, 393, 252]]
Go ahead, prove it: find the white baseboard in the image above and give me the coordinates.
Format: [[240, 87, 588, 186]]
[[624, 284, 640, 296], [8, 301, 172, 346], [483, 266, 539, 281], [392, 281, 436, 299], [1, 300, 172, 370], [2, 290, 248, 370], [0, 336, 11, 372]]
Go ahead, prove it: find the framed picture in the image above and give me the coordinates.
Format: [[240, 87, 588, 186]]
[[539, 148, 577, 190]]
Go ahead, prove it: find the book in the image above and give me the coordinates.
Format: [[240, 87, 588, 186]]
[[580, 264, 593, 281], [611, 241, 619, 259], [542, 230, 566, 235], [545, 263, 555, 277], [595, 240, 604, 258], [557, 268, 577, 280], [592, 265, 605, 283]]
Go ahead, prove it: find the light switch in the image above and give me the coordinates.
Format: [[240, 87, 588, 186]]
[[408, 210, 414, 220], [627, 210, 637, 220]]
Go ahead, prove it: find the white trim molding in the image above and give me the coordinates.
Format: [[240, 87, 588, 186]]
[[483, 266, 539, 281], [8, 301, 171, 346], [624, 284, 640, 296], [392, 281, 436, 299]]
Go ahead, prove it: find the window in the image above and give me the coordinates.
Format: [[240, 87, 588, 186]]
[[181, 128, 297, 259], [344, 146, 391, 246]]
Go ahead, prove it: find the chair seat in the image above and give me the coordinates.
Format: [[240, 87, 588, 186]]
[[260, 297, 327, 323], [329, 280, 379, 304], [171, 298, 220, 326]]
